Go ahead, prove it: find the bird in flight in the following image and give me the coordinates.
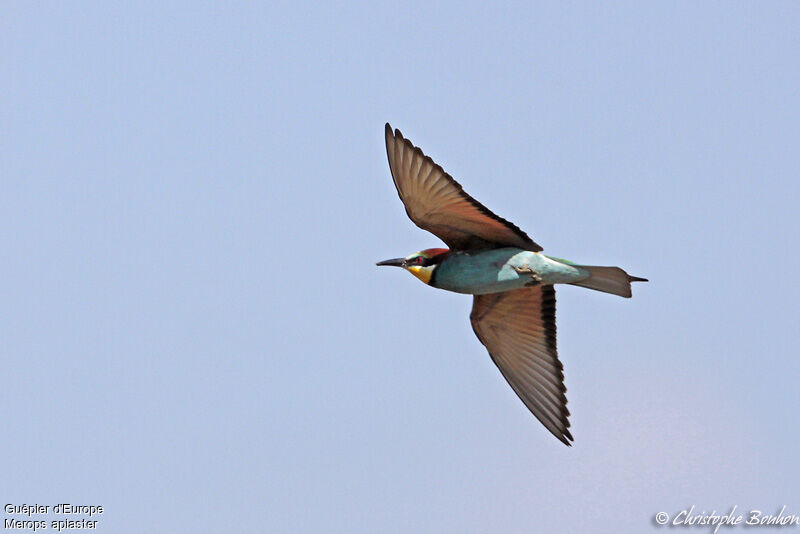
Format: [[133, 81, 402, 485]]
[[377, 123, 647, 445]]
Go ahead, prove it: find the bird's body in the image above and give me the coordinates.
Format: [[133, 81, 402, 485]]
[[431, 248, 589, 294], [377, 123, 647, 445]]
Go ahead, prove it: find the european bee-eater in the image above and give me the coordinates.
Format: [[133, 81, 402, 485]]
[[378, 124, 647, 446]]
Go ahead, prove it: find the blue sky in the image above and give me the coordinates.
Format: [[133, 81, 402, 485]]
[[2, 2, 798, 532]]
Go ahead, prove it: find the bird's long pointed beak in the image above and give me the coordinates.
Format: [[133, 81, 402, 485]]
[[376, 257, 405, 267]]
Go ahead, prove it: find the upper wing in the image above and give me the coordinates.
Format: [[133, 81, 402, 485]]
[[470, 285, 572, 445], [385, 124, 542, 251]]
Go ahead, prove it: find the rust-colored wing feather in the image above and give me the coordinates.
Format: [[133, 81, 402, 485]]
[[470, 285, 572, 445], [385, 124, 542, 251]]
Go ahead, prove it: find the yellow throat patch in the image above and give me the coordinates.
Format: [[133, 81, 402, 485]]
[[406, 265, 433, 285]]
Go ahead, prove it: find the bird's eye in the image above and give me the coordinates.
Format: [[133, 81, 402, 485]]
[[416, 256, 425, 265]]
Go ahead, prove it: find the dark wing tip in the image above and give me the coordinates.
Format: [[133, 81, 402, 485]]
[[385, 123, 404, 144], [386, 123, 409, 147], [385, 123, 397, 145], [555, 388, 573, 446], [629, 276, 649, 283], [392, 124, 403, 139]]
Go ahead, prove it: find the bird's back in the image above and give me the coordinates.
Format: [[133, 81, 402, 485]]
[[433, 248, 533, 294]]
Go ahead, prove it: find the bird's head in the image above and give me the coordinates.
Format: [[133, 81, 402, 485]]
[[376, 248, 449, 285]]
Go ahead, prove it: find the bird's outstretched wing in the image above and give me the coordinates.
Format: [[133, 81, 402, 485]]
[[470, 285, 572, 445], [385, 124, 542, 252]]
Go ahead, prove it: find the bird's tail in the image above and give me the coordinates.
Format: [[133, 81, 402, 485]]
[[568, 266, 648, 298]]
